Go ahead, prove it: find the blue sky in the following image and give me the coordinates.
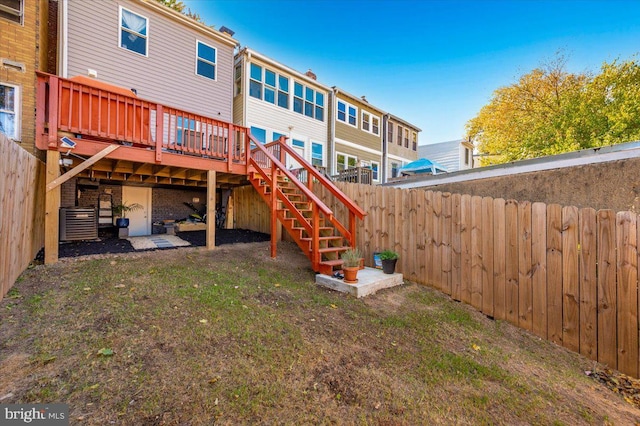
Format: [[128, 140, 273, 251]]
[[183, 0, 640, 145]]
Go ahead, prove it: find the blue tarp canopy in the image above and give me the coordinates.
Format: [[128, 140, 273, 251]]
[[399, 158, 448, 175]]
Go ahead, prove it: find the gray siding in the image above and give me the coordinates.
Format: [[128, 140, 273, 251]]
[[419, 140, 462, 172], [66, 0, 234, 122]]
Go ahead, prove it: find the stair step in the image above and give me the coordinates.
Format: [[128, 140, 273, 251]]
[[318, 246, 349, 254], [301, 236, 343, 243]]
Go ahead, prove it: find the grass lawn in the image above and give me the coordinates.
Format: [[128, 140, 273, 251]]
[[1, 241, 638, 425]]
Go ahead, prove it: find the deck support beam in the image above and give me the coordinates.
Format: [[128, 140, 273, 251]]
[[44, 150, 61, 264], [206, 170, 216, 250]]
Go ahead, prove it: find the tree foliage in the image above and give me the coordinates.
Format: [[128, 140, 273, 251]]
[[467, 55, 640, 165], [155, 0, 204, 23]]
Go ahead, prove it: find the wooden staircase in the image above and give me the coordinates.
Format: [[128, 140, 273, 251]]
[[248, 136, 366, 275]]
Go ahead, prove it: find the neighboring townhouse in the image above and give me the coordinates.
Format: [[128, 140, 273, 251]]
[[0, 0, 50, 154], [383, 114, 420, 181], [330, 89, 385, 184], [418, 138, 475, 173], [60, 0, 237, 121], [234, 48, 330, 170]]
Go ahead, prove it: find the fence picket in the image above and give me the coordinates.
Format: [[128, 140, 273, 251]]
[[616, 212, 638, 377], [460, 194, 472, 304], [482, 197, 495, 317], [597, 210, 617, 369], [493, 198, 506, 320], [505, 200, 519, 325], [451, 193, 462, 301], [579, 208, 597, 359], [471, 196, 484, 310], [441, 193, 453, 295], [518, 201, 533, 331], [547, 204, 563, 345], [562, 206, 580, 352]]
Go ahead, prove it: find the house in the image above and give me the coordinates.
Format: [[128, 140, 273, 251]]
[[330, 88, 385, 184], [36, 0, 364, 274], [233, 47, 330, 171], [48, 0, 238, 240], [0, 0, 50, 154], [383, 114, 420, 181], [418, 138, 475, 173]]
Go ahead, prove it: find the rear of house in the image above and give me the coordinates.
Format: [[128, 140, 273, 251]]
[[55, 0, 238, 236], [385, 114, 420, 180], [234, 48, 330, 171]]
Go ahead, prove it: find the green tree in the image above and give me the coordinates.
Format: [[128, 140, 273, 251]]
[[155, 0, 186, 13], [467, 55, 640, 166]]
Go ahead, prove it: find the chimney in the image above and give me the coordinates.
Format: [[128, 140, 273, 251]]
[[361, 95, 368, 103], [305, 69, 317, 80]]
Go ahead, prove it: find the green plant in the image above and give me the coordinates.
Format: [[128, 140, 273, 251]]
[[341, 248, 362, 268], [379, 249, 399, 261], [112, 201, 143, 218]]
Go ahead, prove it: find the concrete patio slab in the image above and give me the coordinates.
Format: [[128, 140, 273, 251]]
[[315, 267, 404, 298]]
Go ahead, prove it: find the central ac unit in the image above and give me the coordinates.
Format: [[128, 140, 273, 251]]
[[59, 208, 98, 241]]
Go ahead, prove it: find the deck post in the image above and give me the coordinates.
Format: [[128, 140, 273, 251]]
[[206, 170, 216, 250], [44, 150, 61, 264], [270, 164, 277, 258]]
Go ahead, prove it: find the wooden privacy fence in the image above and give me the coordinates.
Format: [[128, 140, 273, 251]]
[[314, 182, 640, 379], [0, 134, 46, 301]]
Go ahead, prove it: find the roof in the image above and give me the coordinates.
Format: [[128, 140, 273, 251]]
[[332, 87, 387, 116], [238, 47, 332, 91], [139, 0, 238, 48], [386, 113, 422, 132]]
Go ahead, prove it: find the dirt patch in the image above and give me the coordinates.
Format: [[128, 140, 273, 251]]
[[2, 241, 640, 424]]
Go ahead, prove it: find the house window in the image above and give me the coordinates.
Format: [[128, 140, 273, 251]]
[[250, 126, 266, 144], [0, 83, 19, 140], [293, 82, 323, 121], [273, 131, 285, 142], [412, 132, 417, 151], [464, 147, 470, 165], [264, 69, 276, 104], [196, 41, 216, 80], [391, 162, 399, 178], [234, 64, 242, 96], [404, 128, 409, 148], [249, 64, 262, 100], [292, 139, 304, 148], [278, 75, 289, 109], [397, 125, 403, 145], [120, 7, 148, 56], [336, 153, 357, 171], [311, 143, 323, 167], [0, 0, 22, 24], [337, 100, 357, 127], [387, 122, 394, 143], [371, 162, 379, 181], [361, 111, 380, 135]]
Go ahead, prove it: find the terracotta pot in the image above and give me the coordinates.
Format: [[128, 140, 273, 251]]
[[343, 266, 359, 284]]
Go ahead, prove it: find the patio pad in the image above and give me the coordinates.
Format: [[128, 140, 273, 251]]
[[127, 235, 191, 250]]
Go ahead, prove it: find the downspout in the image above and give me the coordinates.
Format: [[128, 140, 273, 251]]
[[59, 0, 68, 77], [382, 113, 389, 183], [329, 87, 336, 176]]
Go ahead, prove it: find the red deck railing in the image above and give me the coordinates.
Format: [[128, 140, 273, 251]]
[[36, 72, 249, 167]]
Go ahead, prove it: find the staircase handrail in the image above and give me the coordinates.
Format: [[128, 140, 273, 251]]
[[275, 140, 366, 220], [249, 135, 334, 218]]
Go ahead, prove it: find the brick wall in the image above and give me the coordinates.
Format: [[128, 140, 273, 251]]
[[152, 187, 208, 223], [0, 0, 47, 154]]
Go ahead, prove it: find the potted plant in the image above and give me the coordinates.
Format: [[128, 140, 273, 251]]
[[112, 201, 143, 228], [379, 249, 399, 274], [341, 248, 362, 284]]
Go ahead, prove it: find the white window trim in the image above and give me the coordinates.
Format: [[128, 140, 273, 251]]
[[371, 160, 380, 182], [336, 100, 357, 128], [195, 40, 217, 81], [335, 151, 358, 172], [361, 111, 380, 136], [0, 0, 23, 25], [0, 82, 20, 141], [311, 142, 324, 167], [118, 6, 149, 58]]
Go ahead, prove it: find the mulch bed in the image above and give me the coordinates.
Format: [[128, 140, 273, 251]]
[[34, 229, 270, 261]]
